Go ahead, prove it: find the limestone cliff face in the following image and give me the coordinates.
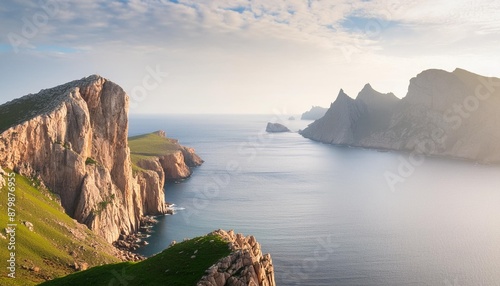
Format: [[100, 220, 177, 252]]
[[301, 68, 500, 162], [159, 151, 193, 180], [0, 75, 166, 242], [135, 157, 167, 214], [198, 230, 275, 286]]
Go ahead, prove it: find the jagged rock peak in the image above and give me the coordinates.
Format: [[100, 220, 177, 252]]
[[335, 89, 354, 103], [356, 83, 399, 104], [300, 67, 500, 163], [361, 83, 374, 91]]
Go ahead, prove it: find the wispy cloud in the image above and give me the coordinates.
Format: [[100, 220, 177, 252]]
[[0, 0, 499, 113]]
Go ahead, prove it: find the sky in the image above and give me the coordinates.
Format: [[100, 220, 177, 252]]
[[0, 0, 499, 114]]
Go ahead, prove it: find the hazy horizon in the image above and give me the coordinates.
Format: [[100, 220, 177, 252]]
[[1, 1, 499, 115]]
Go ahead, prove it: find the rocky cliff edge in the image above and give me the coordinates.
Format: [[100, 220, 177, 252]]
[[0, 75, 200, 243], [198, 229, 275, 286]]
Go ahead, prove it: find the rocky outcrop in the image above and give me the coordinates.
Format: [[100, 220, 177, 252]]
[[0, 166, 6, 189], [198, 229, 275, 286], [0, 75, 168, 242], [301, 106, 328, 120], [131, 131, 204, 182], [181, 146, 204, 167], [266, 122, 290, 133], [301, 68, 500, 163]]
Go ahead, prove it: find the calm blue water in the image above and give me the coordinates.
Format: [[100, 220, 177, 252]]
[[129, 115, 500, 286]]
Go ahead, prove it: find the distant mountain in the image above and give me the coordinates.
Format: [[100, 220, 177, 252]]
[[301, 106, 328, 120], [300, 68, 500, 163]]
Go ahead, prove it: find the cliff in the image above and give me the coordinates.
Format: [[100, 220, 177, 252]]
[[301, 68, 500, 162], [301, 106, 328, 120], [39, 230, 275, 286], [0, 75, 202, 243], [198, 229, 275, 286], [129, 131, 203, 182]]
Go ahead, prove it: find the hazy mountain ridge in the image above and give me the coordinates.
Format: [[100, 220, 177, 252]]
[[301, 68, 500, 162], [301, 106, 328, 120]]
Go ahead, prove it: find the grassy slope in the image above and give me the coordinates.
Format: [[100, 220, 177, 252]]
[[40, 234, 231, 286], [0, 82, 75, 133], [0, 172, 120, 286], [128, 133, 181, 172]]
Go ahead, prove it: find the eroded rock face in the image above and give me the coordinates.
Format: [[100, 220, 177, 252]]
[[301, 68, 500, 162], [159, 151, 192, 180], [135, 157, 168, 214], [0, 167, 6, 189], [198, 229, 275, 286], [0, 75, 166, 242], [181, 146, 204, 167]]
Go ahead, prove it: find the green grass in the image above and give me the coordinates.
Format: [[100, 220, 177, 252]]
[[85, 157, 97, 165], [0, 82, 75, 133], [129, 133, 180, 157], [40, 234, 231, 286], [128, 132, 182, 172], [0, 171, 120, 286]]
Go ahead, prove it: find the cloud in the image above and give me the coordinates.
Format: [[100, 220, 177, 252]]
[[0, 0, 499, 114]]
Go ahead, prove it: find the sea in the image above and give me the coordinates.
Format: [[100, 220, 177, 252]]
[[128, 114, 500, 286]]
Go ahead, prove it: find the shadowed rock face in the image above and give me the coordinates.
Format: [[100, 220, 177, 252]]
[[301, 68, 500, 162], [0, 75, 166, 242]]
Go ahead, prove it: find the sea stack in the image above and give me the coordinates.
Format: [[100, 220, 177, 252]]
[[266, 122, 291, 133]]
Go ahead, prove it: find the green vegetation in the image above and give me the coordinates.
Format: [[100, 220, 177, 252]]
[[92, 194, 115, 216], [128, 132, 182, 172], [85, 157, 97, 165], [0, 83, 72, 133], [40, 234, 231, 286], [0, 171, 120, 286], [54, 141, 71, 150]]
